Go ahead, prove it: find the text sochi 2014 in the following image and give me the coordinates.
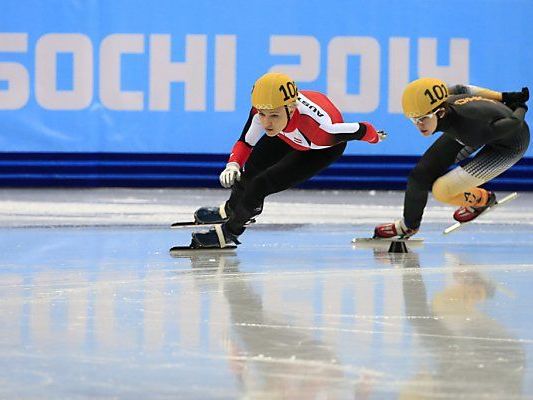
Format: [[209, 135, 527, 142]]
[[0, 33, 469, 113]]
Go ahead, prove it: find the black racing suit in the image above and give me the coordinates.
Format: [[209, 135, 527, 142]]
[[403, 95, 529, 229]]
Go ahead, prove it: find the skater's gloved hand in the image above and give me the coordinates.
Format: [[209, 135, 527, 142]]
[[502, 87, 529, 106], [360, 122, 384, 144], [219, 162, 241, 188], [508, 102, 528, 112], [377, 130, 388, 142]]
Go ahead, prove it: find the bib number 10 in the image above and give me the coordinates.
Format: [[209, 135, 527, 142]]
[[424, 84, 448, 105]]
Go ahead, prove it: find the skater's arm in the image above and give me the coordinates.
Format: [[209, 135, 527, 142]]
[[450, 85, 529, 110], [227, 141, 252, 166], [300, 119, 385, 145], [324, 121, 382, 143], [227, 108, 263, 166], [222, 133, 253, 189], [449, 84, 502, 100], [490, 99, 528, 135], [512, 106, 527, 121]]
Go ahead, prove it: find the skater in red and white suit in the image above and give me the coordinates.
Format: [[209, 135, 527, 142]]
[[192, 72, 386, 248]]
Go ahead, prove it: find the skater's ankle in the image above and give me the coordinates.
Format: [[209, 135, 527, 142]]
[[476, 190, 494, 207], [223, 223, 244, 238]]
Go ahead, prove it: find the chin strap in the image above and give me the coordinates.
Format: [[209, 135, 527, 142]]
[[283, 105, 293, 130]]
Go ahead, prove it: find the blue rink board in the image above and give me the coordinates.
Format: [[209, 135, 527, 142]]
[[1, 0, 533, 189]]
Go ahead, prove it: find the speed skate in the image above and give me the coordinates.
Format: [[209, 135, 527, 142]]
[[443, 192, 518, 234], [352, 237, 424, 248], [169, 244, 237, 256], [171, 218, 255, 228], [170, 220, 209, 228]]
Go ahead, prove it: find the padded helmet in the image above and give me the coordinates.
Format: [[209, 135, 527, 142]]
[[251, 72, 298, 110], [402, 77, 449, 118]]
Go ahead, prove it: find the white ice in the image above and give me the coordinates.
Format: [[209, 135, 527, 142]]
[[0, 188, 532, 399]]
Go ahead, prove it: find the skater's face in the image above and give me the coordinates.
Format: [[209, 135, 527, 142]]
[[410, 109, 441, 136], [257, 106, 294, 136]]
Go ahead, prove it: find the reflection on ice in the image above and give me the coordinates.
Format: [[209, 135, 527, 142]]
[[388, 253, 526, 399], [188, 253, 346, 398], [0, 188, 532, 398]]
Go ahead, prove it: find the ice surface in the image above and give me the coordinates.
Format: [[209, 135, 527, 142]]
[[0, 188, 532, 399]]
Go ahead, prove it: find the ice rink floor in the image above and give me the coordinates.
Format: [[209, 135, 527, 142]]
[[1, 188, 532, 399]]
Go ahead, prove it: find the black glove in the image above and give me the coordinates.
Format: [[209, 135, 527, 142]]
[[502, 87, 529, 112], [502, 87, 529, 105], [506, 101, 528, 112]]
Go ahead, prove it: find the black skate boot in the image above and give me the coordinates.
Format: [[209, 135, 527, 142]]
[[194, 204, 229, 224], [191, 224, 241, 249]]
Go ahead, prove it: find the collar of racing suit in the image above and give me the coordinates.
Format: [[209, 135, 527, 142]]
[[435, 105, 455, 134], [283, 107, 300, 132]]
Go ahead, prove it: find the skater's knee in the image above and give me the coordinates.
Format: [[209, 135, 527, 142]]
[[247, 173, 277, 198], [432, 178, 455, 203], [432, 167, 486, 205]]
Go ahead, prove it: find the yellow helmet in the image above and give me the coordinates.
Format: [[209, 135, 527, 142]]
[[402, 77, 449, 118], [251, 72, 298, 110]]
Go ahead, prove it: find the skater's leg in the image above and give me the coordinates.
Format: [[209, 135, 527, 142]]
[[433, 130, 529, 208], [225, 142, 346, 236], [190, 137, 296, 248], [195, 136, 289, 223], [225, 135, 292, 214], [402, 135, 464, 229], [433, 130, 529, 222], [432, 167, 489, 207], [375, 135, 463, 238]]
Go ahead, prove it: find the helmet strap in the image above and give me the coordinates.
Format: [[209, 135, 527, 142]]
[[434, 106, 447, 119], [282, 103, 296, 130], [284, 105, 291, 122]]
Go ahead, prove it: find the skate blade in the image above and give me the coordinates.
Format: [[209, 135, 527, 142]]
[[171, 221, 209, 228], [170, 218, 255, 228], [352, 238, 424, 248], [443, 192, 518, 234], [169, 245, 237, 256]]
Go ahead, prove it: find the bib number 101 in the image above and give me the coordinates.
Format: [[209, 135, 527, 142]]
[[424, 84, 448, 105]]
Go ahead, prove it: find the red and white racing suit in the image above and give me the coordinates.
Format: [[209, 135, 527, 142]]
[[223, 90, 380, 236], [227, 90, 378, 166]]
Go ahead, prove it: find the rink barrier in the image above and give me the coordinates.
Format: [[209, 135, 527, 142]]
[[1, 152, 533, 190]]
